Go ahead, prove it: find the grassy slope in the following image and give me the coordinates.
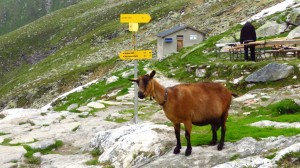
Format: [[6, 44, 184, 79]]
[[0, 0, 188, 107], [0, 0, 82, 35]]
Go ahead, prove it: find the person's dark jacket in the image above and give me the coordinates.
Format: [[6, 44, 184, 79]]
[[240, 22, 257, 44]]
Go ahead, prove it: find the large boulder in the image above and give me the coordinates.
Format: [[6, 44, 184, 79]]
[[287, 25, 300, 39], [245, 63, 294, 82], [90, 123, 175, 168], [256, 21, 286, 38], [143, 135, 300, 168]]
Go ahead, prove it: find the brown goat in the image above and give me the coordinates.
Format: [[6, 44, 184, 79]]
[[129, 70, 237, 156]]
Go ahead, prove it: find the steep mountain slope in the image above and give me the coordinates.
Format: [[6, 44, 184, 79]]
[[0, 0, 285, 110], [0, 0, 82, 35]]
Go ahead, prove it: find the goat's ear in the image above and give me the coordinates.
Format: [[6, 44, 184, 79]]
[[128, 78, 138, 83], [150, 70, 156, 79]]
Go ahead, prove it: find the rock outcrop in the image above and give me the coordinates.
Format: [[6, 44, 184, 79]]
[[245, 63, 294, 82]]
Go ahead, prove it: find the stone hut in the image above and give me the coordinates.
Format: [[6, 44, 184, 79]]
[[156, 24, 205, 59]]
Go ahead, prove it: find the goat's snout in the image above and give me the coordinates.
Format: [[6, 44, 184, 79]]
[[138, 91, 145, 99]]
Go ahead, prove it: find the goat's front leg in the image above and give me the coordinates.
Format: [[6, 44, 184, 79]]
[[184, 121, 192, 156], [173, 123, 181, 154]]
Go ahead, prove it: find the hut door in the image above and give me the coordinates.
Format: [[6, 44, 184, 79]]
[[177, 35, 183, 51]]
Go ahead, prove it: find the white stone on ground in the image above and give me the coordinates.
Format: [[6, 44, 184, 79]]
[[250, 120, 300, 129]]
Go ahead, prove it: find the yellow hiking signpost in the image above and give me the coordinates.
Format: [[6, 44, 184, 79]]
[[120, 14, 151, 23], [119, 14, 152, 124], [119, 50, 152, 60]]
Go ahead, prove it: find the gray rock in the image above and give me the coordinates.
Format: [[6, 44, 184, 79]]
[[76, 106, 92, 112], [33, 152, 42, 158], [29, 139, 56, 150], [67, 103, 78, 111], [196, 68, 206, 77], [86, 102, 105, 109], [256, 21, 286, 38], [245, 63, 294, 82], [90, 123, 175, 168], [250, 120, 300, 128], [122, 70, 134, 78], [106, 76, 119, 85], [287, 25, 300, 39]]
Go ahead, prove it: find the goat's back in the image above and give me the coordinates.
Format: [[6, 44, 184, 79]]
[[165, 82, 232, 124]]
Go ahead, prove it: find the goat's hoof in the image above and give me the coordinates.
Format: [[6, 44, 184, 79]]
[[173, 147, 181, 154], [185, 148, 192, 156], [209, 141, 217, 146], [217, 143, 224, 151]]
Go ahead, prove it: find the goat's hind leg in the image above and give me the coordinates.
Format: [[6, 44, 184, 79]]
[[173, 123, 181, 154], [209, 124, 219, 146], [183, 121, 192, 156], [217, 114, 227, 151]]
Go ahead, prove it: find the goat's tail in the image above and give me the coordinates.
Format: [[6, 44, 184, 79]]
[[231, 92, 239, 97]]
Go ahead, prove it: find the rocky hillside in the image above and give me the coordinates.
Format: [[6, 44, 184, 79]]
[[0, 0, 82, 35], [0, 0, 286, 110], [0, 1, 300, 167], [0, 67, 299, 167]]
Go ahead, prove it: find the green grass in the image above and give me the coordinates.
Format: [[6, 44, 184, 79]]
[[0, 132, 7, 136], [85, 148, 102, 166], [181, 99, 300, 146], [230, 154, 240, 161], [85, 159, 100, 165], [23, 140, 63, 164]]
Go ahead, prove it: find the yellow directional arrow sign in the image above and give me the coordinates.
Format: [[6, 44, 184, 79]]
[[120, 14, 151, 23], [119, 50, 152, 60]]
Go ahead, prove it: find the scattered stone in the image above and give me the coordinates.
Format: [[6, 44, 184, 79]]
[[214, 80, 227, 83], [232, 76, 244, 84], [122, 71, 134, 78], [76, 106, 92, 112], [106, 76, 119, 85], [67, 103, 78, 111], [98, 100, 133, 106], [234, 94, 256, 102], [195, 68, 206, 77], [29, 139, 56, 150], [10, 137, 35, 144], [86, 102, 105, 109], [250, 120, 300, 129]]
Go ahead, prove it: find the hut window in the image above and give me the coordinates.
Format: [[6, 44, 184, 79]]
[[177, 35, 183, 40], [190, 35, 197, 40]]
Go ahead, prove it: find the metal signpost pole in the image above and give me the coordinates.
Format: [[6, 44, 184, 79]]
[[119, 14, 152, 124], [133, 31, 139, 124]]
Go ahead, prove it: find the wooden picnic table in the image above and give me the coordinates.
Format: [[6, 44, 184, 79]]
[[225, 39, 300, 60]]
